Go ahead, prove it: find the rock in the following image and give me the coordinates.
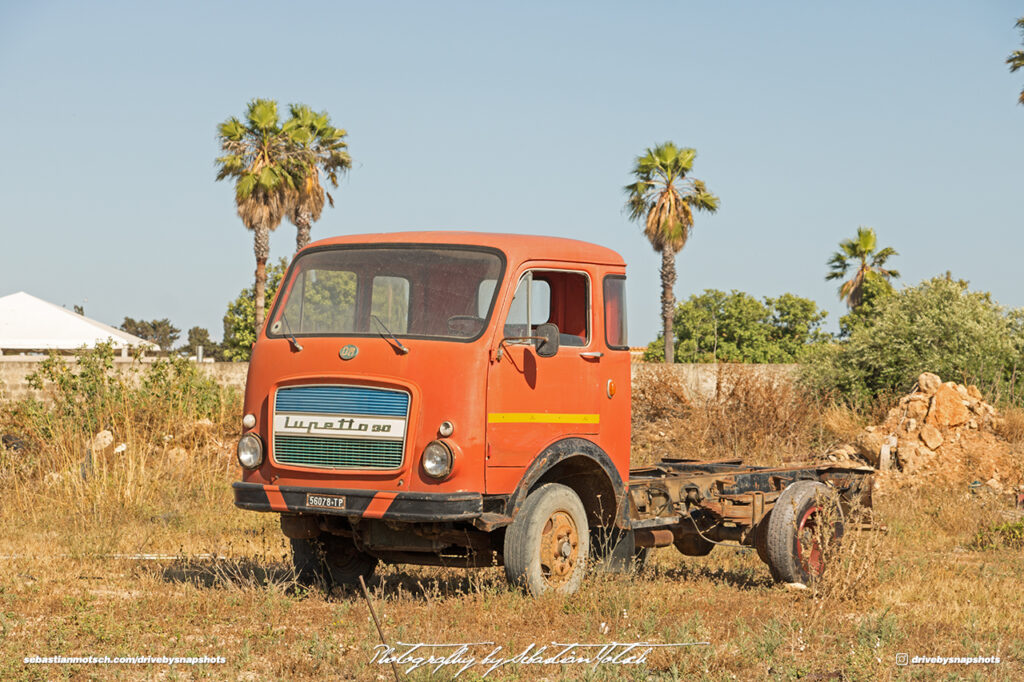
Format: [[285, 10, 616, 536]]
[[967, 385, 983, 401], [986, 478, 1003, 493], [785, 582, 807, 590], [865, 426, 876, 433], [920, 424, 944, 450], [905, 396, 929, 421], [91, 430, 114, 452], [904, 418, 918, 433], [855, 432, 887, 467], [918, 372, 942, 394], [167, 447, 188, 466], [926, 385, 971, 427], [828, 444, 859, 459], [955, 384, 969, 399], [113, 443, 127, 454], [194, 418, 214, 428]]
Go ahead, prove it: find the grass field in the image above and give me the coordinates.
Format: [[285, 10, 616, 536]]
[[1, 359, 1022, 680]]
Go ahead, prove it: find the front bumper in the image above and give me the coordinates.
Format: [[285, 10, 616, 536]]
[[232, 482, 483, 522]]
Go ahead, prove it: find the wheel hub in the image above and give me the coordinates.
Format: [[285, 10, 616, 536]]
[[540, 511, 579, 586]]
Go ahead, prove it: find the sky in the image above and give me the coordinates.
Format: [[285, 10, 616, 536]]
[[1, 1, 1022, 346]]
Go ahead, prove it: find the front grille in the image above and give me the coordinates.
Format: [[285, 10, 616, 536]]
[[272, 385, 410, 470], [274, 435, 404, 469]]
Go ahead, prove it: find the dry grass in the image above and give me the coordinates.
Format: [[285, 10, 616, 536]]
[[1, 362, 1022, 679], [632, 364, 828, 467], [996, 406, 1024, 444]]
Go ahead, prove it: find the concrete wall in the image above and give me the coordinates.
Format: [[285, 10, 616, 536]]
[[0, 357, 249, 401], [2, 356, 793, 403], [631, 362, 797, 401]]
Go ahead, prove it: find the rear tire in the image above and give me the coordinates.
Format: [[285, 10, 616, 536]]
[[765, 481, 844, 584], [753, 516, 771, 565], [290, 536, 378, 588], [503, 483, 589, 596]]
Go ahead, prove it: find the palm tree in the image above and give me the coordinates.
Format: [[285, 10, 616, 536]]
[[1008, 17, 1024, 105], [216, 99, 303, 331], [284, 104, 352, 252], [625, 143, 719, 364], [826, 226, 900, 308]]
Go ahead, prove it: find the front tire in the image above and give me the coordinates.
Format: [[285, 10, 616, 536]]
[[503, 483, 590, 596], [290, 536, 378, 588], [765, 481, 844, 585]]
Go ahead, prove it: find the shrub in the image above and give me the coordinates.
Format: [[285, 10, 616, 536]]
[[801, 276, 1024, 407]]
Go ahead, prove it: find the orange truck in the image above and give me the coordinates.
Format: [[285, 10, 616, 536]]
[[233, 231, 873, 595]]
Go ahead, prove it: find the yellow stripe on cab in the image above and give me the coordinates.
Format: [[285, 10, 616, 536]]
[[487, 412, 600, 424]]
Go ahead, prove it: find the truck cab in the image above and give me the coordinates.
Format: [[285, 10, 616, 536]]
[[234, 232, 634, 593]]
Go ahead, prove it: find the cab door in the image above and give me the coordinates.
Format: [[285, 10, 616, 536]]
[[484, 267, 603, 493]]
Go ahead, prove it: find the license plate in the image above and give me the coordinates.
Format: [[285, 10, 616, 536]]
[[306, 493, 346, 509]]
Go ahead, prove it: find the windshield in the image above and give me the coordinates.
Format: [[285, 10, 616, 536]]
[[267, 245, 506, 341]]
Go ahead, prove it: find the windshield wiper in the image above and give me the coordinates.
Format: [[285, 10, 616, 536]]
[[371, 315, 409, 354], [280, 314, 303, 352]]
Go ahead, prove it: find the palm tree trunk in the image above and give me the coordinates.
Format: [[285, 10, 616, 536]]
[[660, 246, 677, 364], [253, 225, 270, 332], [295, 212, 312, 253]]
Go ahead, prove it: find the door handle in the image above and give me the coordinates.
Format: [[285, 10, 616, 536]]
[[579, 351, 604, 359]]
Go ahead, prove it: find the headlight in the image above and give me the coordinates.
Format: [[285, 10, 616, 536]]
[[242, 413, 257, 429], [421, 440, 453, 479], [237, 434, 264, 469]]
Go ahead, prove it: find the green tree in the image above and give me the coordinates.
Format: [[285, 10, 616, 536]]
[[825, 226, 900, 308], [216, 99, 304, 332], [284, 104, 352, 252], [181, 326, 220, 360], [1008, 17, 1024, 105], [626, 142, 719, 364], [802, 276, 1024, 406], [120, 317, 180, 351], [222, 259, 288, 362], [643, 289, 827, 363]]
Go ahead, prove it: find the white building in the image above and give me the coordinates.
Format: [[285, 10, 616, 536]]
[[0, 291, 156, 355]]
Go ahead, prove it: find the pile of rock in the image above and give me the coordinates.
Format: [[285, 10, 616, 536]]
[[829, 372, 1018, 492]]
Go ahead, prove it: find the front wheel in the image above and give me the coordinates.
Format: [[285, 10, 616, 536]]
[[503, 483, 590, 596], [290, 535, 378, 588], [765, 481, 844, 585]]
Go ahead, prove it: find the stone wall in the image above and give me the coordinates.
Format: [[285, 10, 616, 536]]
[[0, 357, 249, 401], [1, 356, 792, 402]]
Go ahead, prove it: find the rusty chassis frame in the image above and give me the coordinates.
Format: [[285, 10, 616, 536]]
[[626, 458, 874, 549]]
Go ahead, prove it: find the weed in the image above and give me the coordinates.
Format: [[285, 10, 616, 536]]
[[969, 519, 1024, 550]]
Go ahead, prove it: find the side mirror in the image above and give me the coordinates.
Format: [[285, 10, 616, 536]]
[[534, 323, 560, 358]]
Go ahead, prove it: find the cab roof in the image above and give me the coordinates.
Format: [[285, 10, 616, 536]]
[[303, 231, 626, 267]]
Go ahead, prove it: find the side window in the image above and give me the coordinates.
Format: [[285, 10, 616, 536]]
[[504, 275, 550, 341], [371, 276, 409, 334], [503, 270, 589, 347], [603, 275, 628, 349]]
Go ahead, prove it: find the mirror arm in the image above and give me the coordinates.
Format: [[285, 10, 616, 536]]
[[495, 336, 546, 362]]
